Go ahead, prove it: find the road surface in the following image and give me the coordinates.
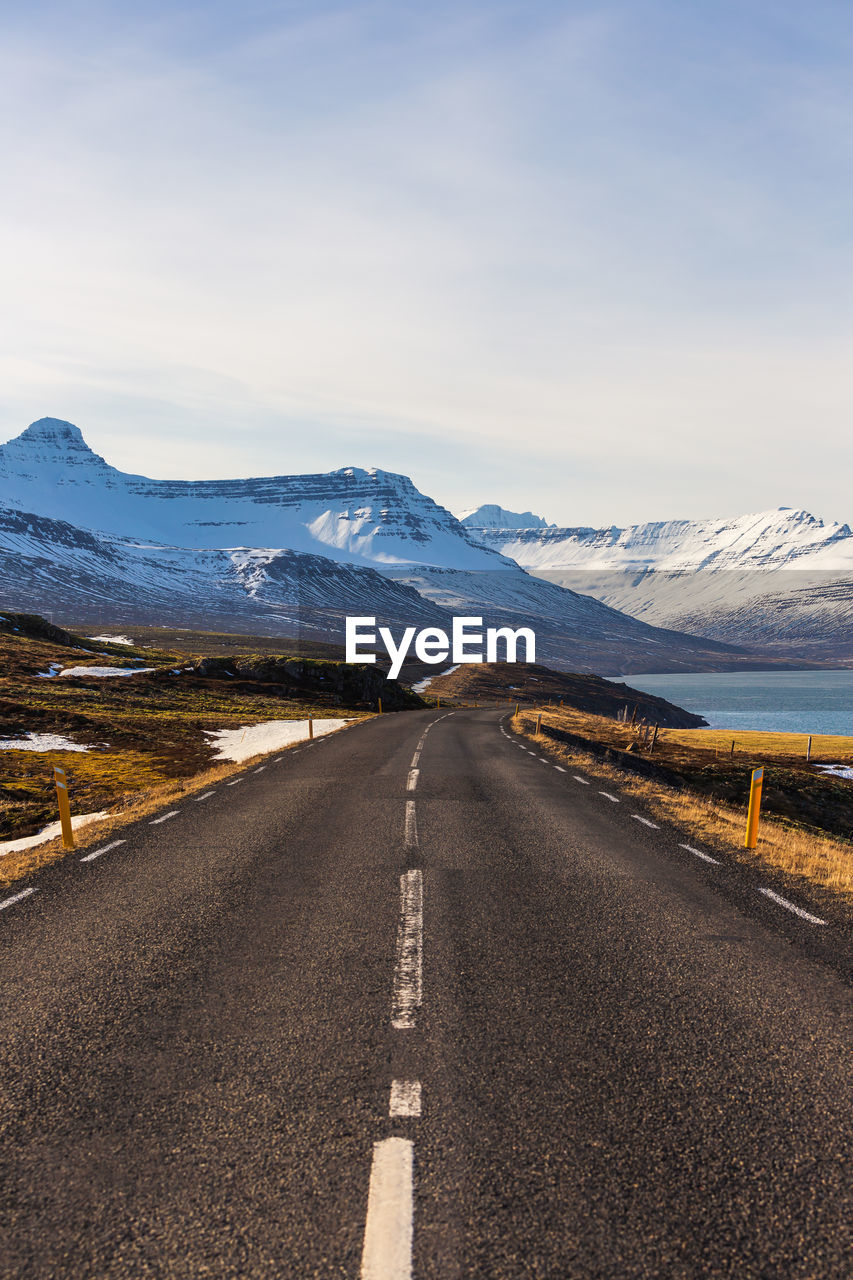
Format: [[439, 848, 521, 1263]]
[[2, 708, 853, 1278]]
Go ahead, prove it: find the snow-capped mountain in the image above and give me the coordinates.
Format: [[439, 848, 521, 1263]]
[[0, 419, 502, 571], [464, 507, 853, 660], [457, 504, 552, 531], [0, 418, 751, 672]]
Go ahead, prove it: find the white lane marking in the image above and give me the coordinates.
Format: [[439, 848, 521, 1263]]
[[410, 750, 421, 768], [599, 791, 620, 803], [404, 801, 418, 848], [631, 815, 659, 828], [227, 779, 243, 786], [193, 790, 216, 802], [573, 776, 590, 785], [407, 769, 419, 792], [360, 1137, 414, 1280], [389, 1079, 422, 1118], [0, 887, 37, 913], [253, 766, 266, 773], [80, 839, 126, 863], [680, 843, 720, 865], [537, 756, 549, 763], [554, 765, 566, 772], [391, 870, 422, 1030], [150, 810, 180, 825], [758, 887, 827, 925]]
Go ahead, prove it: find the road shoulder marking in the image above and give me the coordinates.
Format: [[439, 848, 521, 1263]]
[[0, 886, 37, 913], [81, 839, 126, 863], [679, 843, 720, 865], [758, 887, 826, 925], [150, 810, 180, 825]]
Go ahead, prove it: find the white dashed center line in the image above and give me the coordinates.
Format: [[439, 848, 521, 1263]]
[[406, 769, 419, 792], [150, 810, 180, 825], [193, 791, 216, 802], [360, 1137, 414, 1280], [598, 791, 620, 803], [573, 776, 590, 786], [227, 779, 243, 786], [404, 801, 418, 849], [389, 1079, 422, 1118], [631, 815, 659, 828], [80, 839, 126, 863], [0, 886, 37, 913], [680, 843, 720, 864], [554, 765, 566, 772], [391, 870, 423, 1031], [758, 887, 826, 925]]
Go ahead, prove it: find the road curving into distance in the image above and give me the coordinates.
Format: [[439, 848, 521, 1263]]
[[1, 708, 853, 1278]]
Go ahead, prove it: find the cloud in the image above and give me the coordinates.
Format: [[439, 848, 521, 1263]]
[[0, 1, 852, 525]]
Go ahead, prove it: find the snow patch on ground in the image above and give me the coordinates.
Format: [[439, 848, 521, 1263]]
[[59, 666, 155, 678], [87, 634, 134, 645], [815, 764, 853, 780], [36, 663, 63, 678], [411, 664, 460, 693], [0, 810, 112, 856], [0, 732, 94, 752], [204, 718, 352, 762]]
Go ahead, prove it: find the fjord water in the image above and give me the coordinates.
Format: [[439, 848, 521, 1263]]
[[610, 670, 853, 736]]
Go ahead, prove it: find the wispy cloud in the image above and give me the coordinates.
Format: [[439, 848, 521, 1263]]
[[1, 1, 852, 524]]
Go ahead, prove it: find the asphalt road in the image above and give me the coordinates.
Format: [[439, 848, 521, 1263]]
[[2, 708, 853, 1278]]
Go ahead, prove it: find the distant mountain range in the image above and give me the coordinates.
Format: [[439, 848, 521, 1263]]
[[460, 505, 853, 661], [0, 418, 752, 674]]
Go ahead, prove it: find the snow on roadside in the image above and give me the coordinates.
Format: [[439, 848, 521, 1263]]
[[0, 811, 112, 856], [59, 666, 155, 678], [204, 718, 352, 763], [411, 664, 460, 694], [0, 732, 95, 752], [87, 634, 134, 645]]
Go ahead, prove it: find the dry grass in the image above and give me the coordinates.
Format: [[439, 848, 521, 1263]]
[[514, 713, 853, 899], [665, 727, 853, 762]]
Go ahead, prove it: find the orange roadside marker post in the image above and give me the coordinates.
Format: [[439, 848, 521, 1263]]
[[744, 766, 764, 849], [53, 766, 75, 850]]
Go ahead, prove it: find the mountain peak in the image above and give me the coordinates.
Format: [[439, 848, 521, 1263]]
[[20, 417, 87, 443]]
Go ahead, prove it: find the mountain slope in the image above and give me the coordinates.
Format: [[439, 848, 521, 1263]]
[[465, 507, 853, 659], [0, 417, 760, 673], [0, 419, 505, 571]]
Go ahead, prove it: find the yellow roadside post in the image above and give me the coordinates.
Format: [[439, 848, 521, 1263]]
[[535, 712, 542, 736], [308, 718, 314, 740], [378, 698, 383, 714], [514, 702, 519, 717], [744, 766, 764, 849], [437, 697, 440, 709], [53, 766, 75, 850]]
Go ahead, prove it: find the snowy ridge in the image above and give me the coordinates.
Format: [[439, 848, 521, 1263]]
[[0, 417, 753, 672], [468, 507, 853, 574], [0, 419, 505, 571], [457, 504, 552, 531], [466, 507, 853, 657]]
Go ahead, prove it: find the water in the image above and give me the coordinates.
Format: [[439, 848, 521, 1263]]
[[608, 670, 853, 736]]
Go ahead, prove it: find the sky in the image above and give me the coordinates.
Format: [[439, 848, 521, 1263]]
[[0, 0, 852, 527]]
